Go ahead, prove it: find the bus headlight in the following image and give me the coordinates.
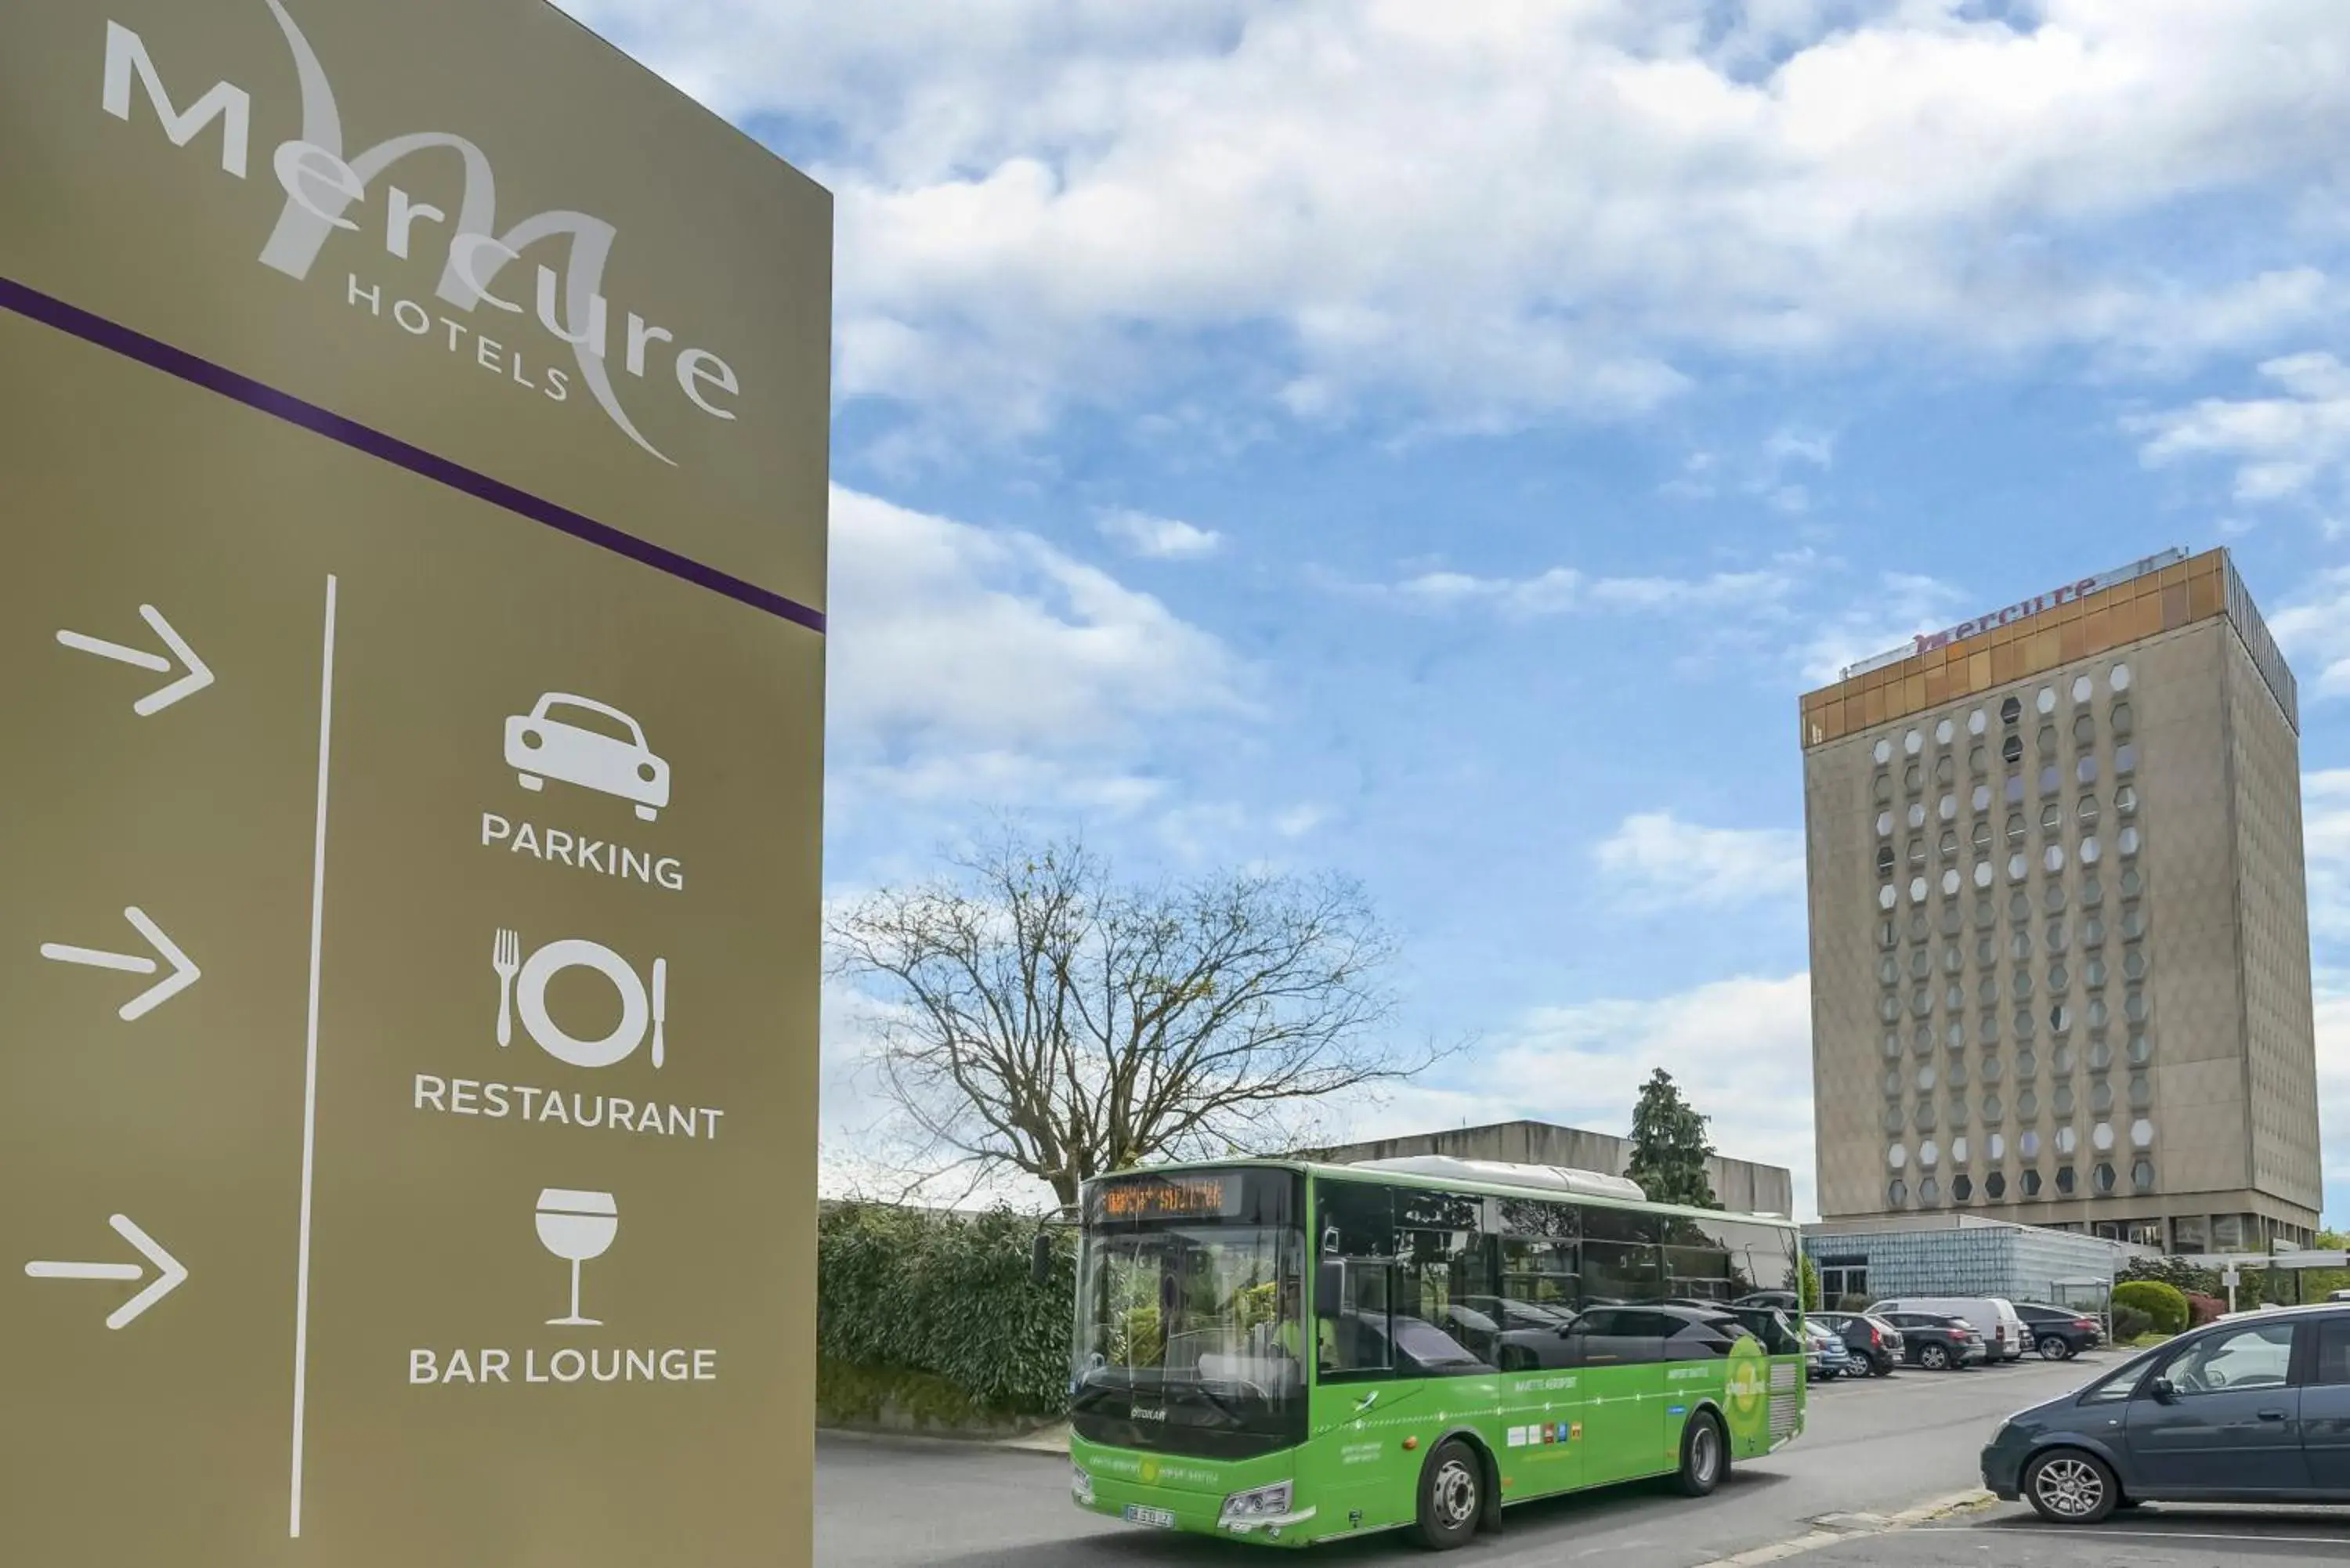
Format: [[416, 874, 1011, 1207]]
[[1218, 1482, 1293, 1528], [1070, 1465, 1094, 1506]]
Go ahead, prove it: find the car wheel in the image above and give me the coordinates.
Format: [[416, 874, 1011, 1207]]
[[1411, 1440, 1482, 1550], [2023, 1449, 2119, 1525], [1918, 1342, 1950, 1371], [1672, 1411, 1726, 1498], [2037, 1335, 2073, 1361], [1872, 1357, 1896, 1378], [517, 773, 544, 791]]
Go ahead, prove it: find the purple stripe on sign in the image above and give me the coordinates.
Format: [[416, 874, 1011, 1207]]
[[0, 273, 825, 635]]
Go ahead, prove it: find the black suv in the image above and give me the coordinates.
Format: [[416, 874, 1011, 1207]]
[[1810, 1310, 1904, 1377], [1880, 1311, 1984, 1371], [2012, 1302, 2103, 1360]]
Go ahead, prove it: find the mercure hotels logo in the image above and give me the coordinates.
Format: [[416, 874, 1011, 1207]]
[[96, 0, 742, 466]]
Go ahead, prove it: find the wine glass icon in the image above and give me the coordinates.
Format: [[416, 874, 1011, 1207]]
[[536, 1188, 618, 1327]]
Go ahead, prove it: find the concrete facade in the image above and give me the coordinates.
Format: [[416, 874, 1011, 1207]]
[[1800, 547, 2323, 1253], [1307, 1118, 1796, 1217]]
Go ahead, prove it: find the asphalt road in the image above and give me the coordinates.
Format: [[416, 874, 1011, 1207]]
[[816, 1353, 2142, 1567]]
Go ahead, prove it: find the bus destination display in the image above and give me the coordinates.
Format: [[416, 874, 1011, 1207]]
[[1093, 1174, 1242, 1223]]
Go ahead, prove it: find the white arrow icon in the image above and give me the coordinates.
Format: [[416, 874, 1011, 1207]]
[[41, 906, 201, 1021], [25, 1214, 190, 1329], [56, 604, 214, 715]]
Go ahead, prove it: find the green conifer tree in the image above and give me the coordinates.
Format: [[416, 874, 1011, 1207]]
[[1625, 1068, 1722, 1209]]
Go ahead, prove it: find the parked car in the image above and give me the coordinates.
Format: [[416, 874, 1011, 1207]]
[[1802, 1317, 1853, 1381], [2012, 1302, 2105, 1360], [1810, 1310, 1904, 1377], [1981, 1302, 2350, 1523], [1734, 1290, 1802, 1314], [1879, 1311, 1986, 1371], [1871, 1296, 2028, 1362]]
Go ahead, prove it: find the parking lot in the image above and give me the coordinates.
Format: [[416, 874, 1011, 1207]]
[[816, 1349, 2337, 1567]]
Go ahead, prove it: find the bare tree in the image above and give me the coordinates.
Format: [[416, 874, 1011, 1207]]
[[829, 829, 1433, 1209]]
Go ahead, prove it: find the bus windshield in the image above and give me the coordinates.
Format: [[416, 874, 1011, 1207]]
[[1072, 1172, 1307, 1458]]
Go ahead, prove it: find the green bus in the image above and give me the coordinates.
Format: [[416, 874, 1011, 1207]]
[[1065, 1155, 1807, 1550]]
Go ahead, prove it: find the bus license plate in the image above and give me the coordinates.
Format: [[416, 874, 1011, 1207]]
[[1123, 1505, 1177, 1529]]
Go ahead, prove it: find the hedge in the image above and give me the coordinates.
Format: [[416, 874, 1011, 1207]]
[[816, 1202, 1077, 1422], [2111, 1280, 2189, 1338]]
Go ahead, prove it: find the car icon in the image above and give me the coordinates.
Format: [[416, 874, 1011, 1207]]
[[504, 693, 670, 821]]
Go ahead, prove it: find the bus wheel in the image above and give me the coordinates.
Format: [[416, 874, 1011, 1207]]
[[1673, 1411, 1726, 1498], [1411, 1440, 1482, 1550]]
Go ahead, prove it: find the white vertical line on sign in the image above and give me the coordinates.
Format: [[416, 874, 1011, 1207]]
[[290, 574, 338, 1539]]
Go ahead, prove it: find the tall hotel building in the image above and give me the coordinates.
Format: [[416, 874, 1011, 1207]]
[[1799, 548, 2323, 1252]]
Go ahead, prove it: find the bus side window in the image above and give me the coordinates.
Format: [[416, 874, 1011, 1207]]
[[1579, 1206, 1663, 1307]]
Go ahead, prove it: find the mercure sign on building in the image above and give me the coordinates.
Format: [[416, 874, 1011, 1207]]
[[1842, 548, 2189, 680], [2, 2, 829, 1566]]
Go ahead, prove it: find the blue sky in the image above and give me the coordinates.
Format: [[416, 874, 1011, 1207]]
[[563, 0, 2350, 1224]]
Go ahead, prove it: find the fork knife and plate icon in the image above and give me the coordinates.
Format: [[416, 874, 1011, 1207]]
[[493, 928, 667, 1070]]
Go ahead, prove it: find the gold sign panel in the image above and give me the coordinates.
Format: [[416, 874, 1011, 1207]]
[[1, 3, 828, 1564]]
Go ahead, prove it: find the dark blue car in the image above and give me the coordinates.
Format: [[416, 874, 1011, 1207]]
[[1980, 1304, 2350, 1523]]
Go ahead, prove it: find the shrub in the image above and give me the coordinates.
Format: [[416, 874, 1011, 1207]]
[[817, 1202, 1077, 1419], [2112, 1280, 2189, 1337], [2184, 1292, 2225, 1328], [2110, 1303, 2152, 1343], [2120, 1256, 2221, 1299]]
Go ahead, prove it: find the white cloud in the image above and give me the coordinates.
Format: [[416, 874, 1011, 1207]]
[[2134, 352, 2350, 503], [1274, 804, 1328, 839], [2306, 771, 2350, 941], [1392, 566, 1583, 616], [828, 484, 1247, 807], [1329, 974, 1819, 1219], [1794, 570, 1969, 686], [1763, 427, 1837, 472], [2270, 569, 2350, 699], [1595, 812, 1807, 909], [2316, 974, 2350, 1217], [1664, 428, 1835, 512], [1659, 450, 1719, 502], [2290, 774, 2349, 1215], [1380, 564, 1793, 620], [566, 0, 2348, 437], [1096, 506, 1224, 559]]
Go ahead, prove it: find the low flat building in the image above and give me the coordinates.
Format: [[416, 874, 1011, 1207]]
[[1802, 1212, 2148, 1310], [1306, 1118, 1795, 1218]]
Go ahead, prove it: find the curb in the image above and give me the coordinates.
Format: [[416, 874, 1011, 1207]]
[[1688, 1489, 1994, 1567], [819, 1423, 1072, 1459]]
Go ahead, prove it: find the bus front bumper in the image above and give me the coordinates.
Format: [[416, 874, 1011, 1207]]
[[1071, 1462, 1314, 1547]]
